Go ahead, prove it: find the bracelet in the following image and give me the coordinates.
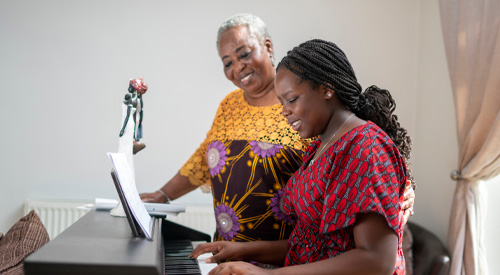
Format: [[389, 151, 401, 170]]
[[157, 189, 171, 203]]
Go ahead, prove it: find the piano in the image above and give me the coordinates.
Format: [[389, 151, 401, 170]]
[[23, 210, 216, 275]]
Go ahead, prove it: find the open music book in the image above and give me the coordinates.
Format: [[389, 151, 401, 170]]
[[108, 152, 153, 240]]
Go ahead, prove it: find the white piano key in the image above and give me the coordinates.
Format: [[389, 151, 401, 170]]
[[192, 242, 218, 275]]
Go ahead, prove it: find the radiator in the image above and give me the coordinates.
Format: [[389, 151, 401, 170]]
[[167, 204, 216, 237], [24, 199, 216, 240], [24, 199, 92, 240]]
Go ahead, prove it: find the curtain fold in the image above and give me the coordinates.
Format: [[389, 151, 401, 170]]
[[439, 0, 500, 274]]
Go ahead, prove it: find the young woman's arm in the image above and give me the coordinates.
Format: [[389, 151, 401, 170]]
[[190, 239, 288, 266], [205, 212, 399, 275]]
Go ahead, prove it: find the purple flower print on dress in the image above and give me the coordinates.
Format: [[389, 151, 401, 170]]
[[206, 141, 227, 176], [249, 141, 283, 158], [215, 204, 240, 240], [270, 189, 294, 224]]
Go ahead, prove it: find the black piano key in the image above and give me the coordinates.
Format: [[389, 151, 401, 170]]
[[165, 270, 202, 275], [164, 239, 201, 275]]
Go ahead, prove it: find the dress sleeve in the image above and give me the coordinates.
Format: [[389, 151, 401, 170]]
[[179, 138, 211, 188], [319, 129, 407, 234], [179, 104, 225, 189]]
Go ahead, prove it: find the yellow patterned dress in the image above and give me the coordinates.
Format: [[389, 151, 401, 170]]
[[180, 89, 309, 242]]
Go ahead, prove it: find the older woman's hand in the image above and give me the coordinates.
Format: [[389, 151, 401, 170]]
[[402, 180, 415, 224], [140, 190, 167, 203]]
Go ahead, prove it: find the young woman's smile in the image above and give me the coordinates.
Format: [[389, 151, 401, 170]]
[[275, 68, 332, 139]]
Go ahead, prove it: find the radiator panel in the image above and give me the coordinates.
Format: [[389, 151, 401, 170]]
[[24, 199, 216, 240], [166, 204, 216, 238], [24, 199, 91, 240]]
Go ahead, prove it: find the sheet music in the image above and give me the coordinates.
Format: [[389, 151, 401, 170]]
[[108, 152, 152, 239]]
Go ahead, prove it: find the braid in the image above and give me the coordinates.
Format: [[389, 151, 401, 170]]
[[277, 39, 413, 180], [360, 86, 413, 172], [276, 39, 362, 109]]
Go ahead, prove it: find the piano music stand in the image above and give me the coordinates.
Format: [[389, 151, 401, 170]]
[[111, 170, 210, 242], [110, 170, 145, 238]]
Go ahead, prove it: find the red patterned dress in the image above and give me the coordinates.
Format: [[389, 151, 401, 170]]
[[282, 121, 407, 275]]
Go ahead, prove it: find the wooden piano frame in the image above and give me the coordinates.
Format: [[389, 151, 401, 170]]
[[24, 210, 211, 275]]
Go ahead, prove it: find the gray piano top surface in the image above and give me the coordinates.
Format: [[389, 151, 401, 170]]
[[24, 210, 163, 275]]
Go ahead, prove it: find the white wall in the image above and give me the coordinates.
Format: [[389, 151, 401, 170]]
[[0, 0, 498, 273], [485, 176, 500, 275], [415, 0, 457, 243]]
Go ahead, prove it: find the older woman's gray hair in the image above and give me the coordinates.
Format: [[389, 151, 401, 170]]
[[216, 13, 273, 53]]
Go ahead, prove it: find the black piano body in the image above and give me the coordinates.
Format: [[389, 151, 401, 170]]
[[23, 210, 211, 275]]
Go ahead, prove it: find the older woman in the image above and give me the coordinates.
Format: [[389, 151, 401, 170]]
[[141, 14, 306, 242], [140, 14, 415, 244]]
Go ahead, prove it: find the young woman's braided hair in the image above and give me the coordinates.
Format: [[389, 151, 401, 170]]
[[277, 39, 412, 179]]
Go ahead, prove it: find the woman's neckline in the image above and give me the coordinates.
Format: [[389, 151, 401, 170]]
[[306, 121, 371, 168], [239, 89, 281, 108]]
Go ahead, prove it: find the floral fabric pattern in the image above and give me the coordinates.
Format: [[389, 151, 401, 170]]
[[180, 89, 309, 242], [180, 89, 309, 188], [250, 141, 283, 158], [215, 204, 240, 240], [270, 189, 294, 224], [283, 122, 407, 275], [207, 141, 227, 176]]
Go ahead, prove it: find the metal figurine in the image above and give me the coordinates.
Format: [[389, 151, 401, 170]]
[[119, 77, 148, 154], [110, 77, 149, 218]]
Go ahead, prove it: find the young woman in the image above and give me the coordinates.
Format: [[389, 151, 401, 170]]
[[190, 39, 411, 275], [140, 14, 415, 243]]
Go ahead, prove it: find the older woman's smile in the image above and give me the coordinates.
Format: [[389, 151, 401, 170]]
[[240, 73, 253, 85]]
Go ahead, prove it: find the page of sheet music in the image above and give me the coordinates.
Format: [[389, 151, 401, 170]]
[[108, 152, 152, 239]]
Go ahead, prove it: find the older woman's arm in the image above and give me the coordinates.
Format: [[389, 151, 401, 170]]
[[140, 172, 198, 203], [402, 180, 416, 224]]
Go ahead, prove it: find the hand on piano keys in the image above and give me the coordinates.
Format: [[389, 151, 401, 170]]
[[192, 241, 219, 275], [164, 240, 217, 275], [189, 240, 282, 275]]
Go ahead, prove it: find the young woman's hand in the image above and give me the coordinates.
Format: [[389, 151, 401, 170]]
[[208, 261, 273, 275], [190, 241, 247, 263]]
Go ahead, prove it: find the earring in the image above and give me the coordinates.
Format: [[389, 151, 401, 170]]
[[327, 92, 332, 97]]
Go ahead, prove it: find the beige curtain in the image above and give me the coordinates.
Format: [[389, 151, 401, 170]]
[[439, 0, 500, 274]]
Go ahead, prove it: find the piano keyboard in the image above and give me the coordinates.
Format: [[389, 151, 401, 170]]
[[164, 240, 217, 275], [165, 240, 201, 274]]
